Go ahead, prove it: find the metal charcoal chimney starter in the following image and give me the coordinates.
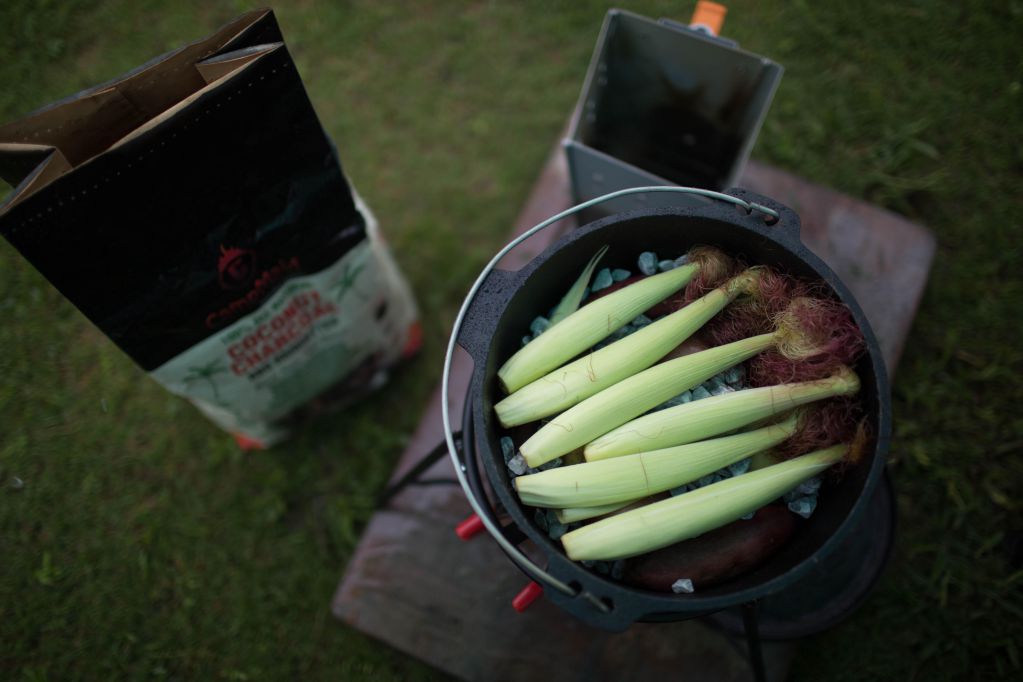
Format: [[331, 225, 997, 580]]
[[564, 9, 783, 220]]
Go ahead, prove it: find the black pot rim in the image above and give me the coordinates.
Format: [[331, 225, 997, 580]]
[[453, 190, 892, 631]]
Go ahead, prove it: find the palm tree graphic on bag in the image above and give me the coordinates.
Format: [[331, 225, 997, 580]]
[[184, 360, 227, 403], [331, 261, 367, 302]]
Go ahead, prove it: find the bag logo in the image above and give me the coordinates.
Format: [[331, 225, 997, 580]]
[[218, 245, 257, 290], [207, 244, 303, 330]]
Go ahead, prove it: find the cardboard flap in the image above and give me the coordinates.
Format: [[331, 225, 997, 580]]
[[0, 143, 69, 186], [212, 8, 283, 56], [195, 44, 278, 85], [0, 144, 71, 211], [0, 8, 279, 211], [109, 8, 277, 120], [110, 43, 280, 150], [0, 87, 145, 170]]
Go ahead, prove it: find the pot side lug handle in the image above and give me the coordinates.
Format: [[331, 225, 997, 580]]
[[539, 559, 656, 633], [455, 268, 521, 363], [724, 186, 802, 245]]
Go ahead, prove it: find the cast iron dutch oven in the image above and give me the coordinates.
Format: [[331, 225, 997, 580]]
[[445, 188, 892, 632]]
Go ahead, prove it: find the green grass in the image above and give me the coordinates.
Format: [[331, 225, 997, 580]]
[[1, 0, 1021, 679]]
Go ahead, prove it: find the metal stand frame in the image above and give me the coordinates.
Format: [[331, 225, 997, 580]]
[[743, 601, 766, 682]]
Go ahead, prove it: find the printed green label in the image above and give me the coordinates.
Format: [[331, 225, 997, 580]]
[[151, 236, 416, 445]]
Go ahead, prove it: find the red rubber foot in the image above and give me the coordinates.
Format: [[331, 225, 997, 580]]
[[401, 321, 423, 359], [232, 433, 266, 451], [455, 513, 485, 540], [512, 581, 544, 613]]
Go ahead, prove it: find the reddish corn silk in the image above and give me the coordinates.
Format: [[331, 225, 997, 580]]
[[708, 267, 807, 345], [645, 247, 736, 317], [749, 297, 865, 386], [774, 399, 863, 461], [702, 264, 865, 387], [681, 255, 743, 307]]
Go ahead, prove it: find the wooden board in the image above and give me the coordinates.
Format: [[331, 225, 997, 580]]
[[331, 148, 935, 682]]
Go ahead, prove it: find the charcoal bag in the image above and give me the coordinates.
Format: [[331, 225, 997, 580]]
[[0, 9, 419, 447]]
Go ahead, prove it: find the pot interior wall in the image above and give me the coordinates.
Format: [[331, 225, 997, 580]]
[[475, 208, 885, 610]]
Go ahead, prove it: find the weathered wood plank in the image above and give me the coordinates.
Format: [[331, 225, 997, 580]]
[[335, 509, 772, 682]]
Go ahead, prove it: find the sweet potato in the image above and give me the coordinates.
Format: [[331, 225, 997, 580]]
[[621, 503, 796, 592]]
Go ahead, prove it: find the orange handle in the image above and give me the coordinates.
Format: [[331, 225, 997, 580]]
[[690, 1, 727, 36]]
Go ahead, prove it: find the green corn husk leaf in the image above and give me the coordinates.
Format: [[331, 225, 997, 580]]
[[555, 500, 635, 524], [548, 245, 608, 326], [561, 444, 848, 561], [496, 275, 752, 428], [750, 450, 779, 471], [497, 261, 701, 393], [516, 414, 798, 508], [584, 366, 860, 462], [519, 332, 777, 467]]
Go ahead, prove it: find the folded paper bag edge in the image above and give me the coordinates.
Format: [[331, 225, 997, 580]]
[[108, 43, 282, 154], [0, 145, 72, 216], [0, 8, 278, 210], [0, 8, 272, 137]]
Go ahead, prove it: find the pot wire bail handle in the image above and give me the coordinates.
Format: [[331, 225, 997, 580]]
[[442, 186, 780, 599]]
